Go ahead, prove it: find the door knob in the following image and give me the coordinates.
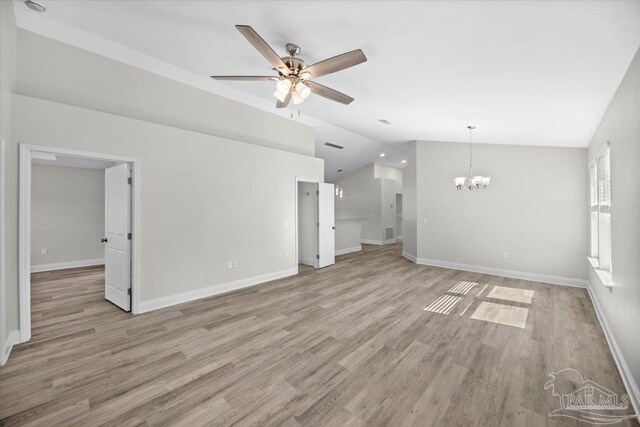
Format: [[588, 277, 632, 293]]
[[332, 226, 335, 230], [101, 238, 108, 243]]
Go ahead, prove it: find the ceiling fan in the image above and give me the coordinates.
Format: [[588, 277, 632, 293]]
[[211, 25, 367, 108]]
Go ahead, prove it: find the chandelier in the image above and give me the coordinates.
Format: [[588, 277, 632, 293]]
[[454, 126, 491, 190]]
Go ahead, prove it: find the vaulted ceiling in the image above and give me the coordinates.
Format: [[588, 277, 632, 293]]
[[13, 0, 640, 180]]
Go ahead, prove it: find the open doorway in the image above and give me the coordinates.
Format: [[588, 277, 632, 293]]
[[396, 193, 403, 240], [18, 144, 140, 343], [295, 179, 335, 271]]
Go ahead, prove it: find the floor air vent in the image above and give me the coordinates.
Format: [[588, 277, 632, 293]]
[[385, 227, 394, 240]]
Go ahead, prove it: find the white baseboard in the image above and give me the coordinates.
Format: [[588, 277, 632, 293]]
[[586, 282, 640, 416], [138, 267, 298, 313], [31, 258, 105, 273], [336, 246, 362, 256], [402, 251, 417, 263], [412, 257, 588, 288], [361, 239, 397, 246], [1, 330, 20, 366]]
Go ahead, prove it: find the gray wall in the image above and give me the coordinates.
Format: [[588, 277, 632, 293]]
[[410, 140, 588, 281], [402, 143, 418, 258], [1, 0, 17, 351], [3, 28, 323, 333], [587, 47, 640, 400], [31, 165, 105, 268], [335, 164, 382, 241]]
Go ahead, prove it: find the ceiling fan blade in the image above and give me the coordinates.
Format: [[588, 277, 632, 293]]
[[301, 49, 367, 78], [305, 81, 354, 105], [276, 89, 292, 108], [211, 76, 278, 81], [235, 25, 289, 75]]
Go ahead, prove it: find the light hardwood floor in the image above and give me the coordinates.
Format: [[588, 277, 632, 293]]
[[0, 243, 637, 426]]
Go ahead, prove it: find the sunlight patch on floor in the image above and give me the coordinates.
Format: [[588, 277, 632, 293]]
[[486, 286, 534, 304], [449, 281, 478, 295], [470, 301, 529, 328], [424, 295, 462, 315]]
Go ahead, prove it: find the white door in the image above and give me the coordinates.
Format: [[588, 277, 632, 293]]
[[317, 183, 335, 268], [104, 164, 131, 311]]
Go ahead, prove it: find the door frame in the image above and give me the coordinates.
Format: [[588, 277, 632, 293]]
[[0, 138, 6, 360], [19, 144, 141, 343], [294, 177, 320, 272]]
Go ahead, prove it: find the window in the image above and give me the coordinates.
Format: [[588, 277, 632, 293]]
[[589, 143, 612, 283]]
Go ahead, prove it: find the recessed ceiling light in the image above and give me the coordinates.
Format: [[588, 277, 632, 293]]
[[25, 0, 46, 12], [401, 160, 407, 164], [379, 153, 386, 157]]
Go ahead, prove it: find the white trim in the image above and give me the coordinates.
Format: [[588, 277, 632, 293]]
[[19, 144, 142, 344], [586, 282, 640, 416], [414, 257, 588, 288], [361, 239, 397, 245], [402, 251, 417, 263], [335, 246, 362, 256], [1, 330, 20, 367], [30, 259, 105, 273], [0, 138, 5, 362], [139, 267, 297, 313]]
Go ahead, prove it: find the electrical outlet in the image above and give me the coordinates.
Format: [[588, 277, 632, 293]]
[[284, 220, 289, 227], [227, 260, 233, 269], [502, 251, 509, 259], [233, 261, 238, 268], [41, 248, 48, 255]]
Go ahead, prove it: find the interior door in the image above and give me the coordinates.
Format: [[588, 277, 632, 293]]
[[317, 182, 335, 268], [104, 163, 131, 311]]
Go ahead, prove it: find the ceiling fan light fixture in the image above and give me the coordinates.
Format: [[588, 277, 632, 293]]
[[295, 82, 311, 100], [276, 78, 292, 95], [273, 90, 288, 102], [291, 90, 304, 104]]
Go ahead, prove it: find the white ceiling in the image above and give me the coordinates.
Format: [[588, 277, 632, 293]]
[[13, 1, 640, 180]]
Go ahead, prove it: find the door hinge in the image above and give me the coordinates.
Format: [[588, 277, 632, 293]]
[[128, 177, 132, 184], [316, 254, 319, 259], [127, 232, 132, 240], [127, 288, 131, 295], [316, 190, 319, 195]]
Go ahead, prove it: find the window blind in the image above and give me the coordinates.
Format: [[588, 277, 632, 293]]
[[590, 165, 598, 212], [598, 147, 611, 214]]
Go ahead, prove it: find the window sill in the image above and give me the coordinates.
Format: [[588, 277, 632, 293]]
[[588, 257, 612, 288]]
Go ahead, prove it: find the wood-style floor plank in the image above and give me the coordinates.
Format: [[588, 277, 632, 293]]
[[0, 244, 636, 426]]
